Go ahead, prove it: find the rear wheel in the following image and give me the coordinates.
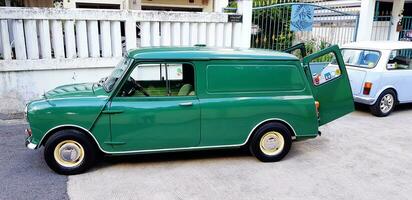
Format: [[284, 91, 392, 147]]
[[370, 90, 396, 117], [44, 129, 98, 175], [249, 123, 292, 162]]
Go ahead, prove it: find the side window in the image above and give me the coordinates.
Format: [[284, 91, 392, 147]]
[[308, 52, 341, 86], [387, 49, 412, 70], [119, 63, 195, 97]]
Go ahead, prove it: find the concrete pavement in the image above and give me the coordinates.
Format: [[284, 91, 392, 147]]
[[67, 105, 412, 200], [1, 106, 411, 200]]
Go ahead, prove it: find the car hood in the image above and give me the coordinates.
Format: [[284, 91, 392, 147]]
[[44, 83, 106, 99]]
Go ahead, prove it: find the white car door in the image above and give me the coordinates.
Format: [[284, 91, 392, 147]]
[[385, 49, 412, 103]]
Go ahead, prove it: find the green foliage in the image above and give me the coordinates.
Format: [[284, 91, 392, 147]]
[[304, 39, 333, 62]]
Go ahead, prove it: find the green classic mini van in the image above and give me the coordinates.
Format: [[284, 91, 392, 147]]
[[25, 46, 354, 174]]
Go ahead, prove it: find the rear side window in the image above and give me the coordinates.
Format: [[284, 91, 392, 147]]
[[206, 64, 305, 93], [341, 49, 380, 69], [387, 49, 412, 70]]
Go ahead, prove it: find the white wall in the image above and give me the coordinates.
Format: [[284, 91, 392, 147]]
[[0, 7, 247, 114], [0, 67, 113, 113]]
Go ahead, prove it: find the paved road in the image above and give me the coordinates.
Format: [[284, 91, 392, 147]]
[[2, 105, 412, 200], [0, 121, 69, 200], [68, 105, 412, 200]]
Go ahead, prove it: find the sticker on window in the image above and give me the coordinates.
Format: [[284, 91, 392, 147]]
[[309, 52, 341, 86]]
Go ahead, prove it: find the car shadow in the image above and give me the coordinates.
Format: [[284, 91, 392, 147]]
[[354, 102, 412, 114], [97, 147, 252, 167], [93, 140, 318, 171]]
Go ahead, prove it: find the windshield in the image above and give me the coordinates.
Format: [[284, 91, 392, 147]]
[[341, 49, 381, 69], [103, 58, 133, 92]]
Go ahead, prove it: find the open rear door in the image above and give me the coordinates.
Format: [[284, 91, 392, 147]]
[[282, 43, 307, 58], [303, 45, 354, 126]]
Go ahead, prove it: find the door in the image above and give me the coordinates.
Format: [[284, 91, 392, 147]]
[[106, 62, 200, 152], [303, 45, 354, 125]]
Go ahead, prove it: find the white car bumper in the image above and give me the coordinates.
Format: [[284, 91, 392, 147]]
[[353, 95, 376, 105]]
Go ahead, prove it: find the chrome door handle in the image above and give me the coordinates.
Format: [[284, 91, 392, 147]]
[[179, 102, 193, 106]]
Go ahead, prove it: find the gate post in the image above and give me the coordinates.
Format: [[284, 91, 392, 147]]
[[237, 0, 253, 48], [389, 0, 405, 41], [356, 0, 376, 41]]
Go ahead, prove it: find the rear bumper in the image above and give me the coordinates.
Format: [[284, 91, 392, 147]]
[[353, 95, 375, 105]]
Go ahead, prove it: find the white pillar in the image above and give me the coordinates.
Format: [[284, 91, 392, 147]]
[[87, 20, 100, 57], [38, 20, 51, 59], [223, 23, 233, 48], [189, 23, 198, 46], [198, 22, 207, 45], [356, 0, 376, 41], [214, 0, 228, 12], [206, 23, 216, 47], [111, 21, 122, 57], [140, 22, 151, 47], [51, 20, 65, 58], [100, 20, 112, 57], [0, 20, 11, 60], [12, 19, 27, 60], [237, 0, 253, 48], [125, 20, 137, 50], [24, 20, 39, 59], [160, 22, 171, 46], [64, 20, 76, 58], [75, 20, 88, 58], [232, 22, 242, 48], [181, 22, 190, 46], [150, 22, 160, 46], [215, 23, 224, 47], [389, 0, 405, 41], [171, 22, 181, 46]]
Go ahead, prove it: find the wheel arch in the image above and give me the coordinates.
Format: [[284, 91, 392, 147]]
[[246, 118, 297, 145], [39, 125, 102, 153], [377, 87, 399, 104]]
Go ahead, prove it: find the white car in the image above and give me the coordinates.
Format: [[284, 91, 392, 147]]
[[341, 41, 412, 116]]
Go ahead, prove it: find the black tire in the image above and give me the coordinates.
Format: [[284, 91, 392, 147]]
[[44, 129, 98, 175], [370, 89, 396, 117], [249, 123, 292, 162]]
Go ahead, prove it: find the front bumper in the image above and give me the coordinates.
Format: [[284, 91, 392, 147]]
[[353, 95, 376, 105], [25, 137, 38, 150]]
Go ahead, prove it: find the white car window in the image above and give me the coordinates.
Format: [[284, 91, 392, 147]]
[[341, 49, 380, 69], [387, 49, 412, 70]]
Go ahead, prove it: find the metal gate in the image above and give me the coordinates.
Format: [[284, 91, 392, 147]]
[[400, 16, 412, 41], [251, 2, 359, 53]]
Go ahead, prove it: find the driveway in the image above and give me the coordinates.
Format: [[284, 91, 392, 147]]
[[1, 106, 412, 200], [68, 105, 412, 200]]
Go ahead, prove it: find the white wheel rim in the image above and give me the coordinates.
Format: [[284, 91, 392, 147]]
[[53, 140, 85, 168], [259, 131, 285, 156], [380, 94, 394, 114]]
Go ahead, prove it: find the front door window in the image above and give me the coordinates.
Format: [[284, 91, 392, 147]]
[[119, 63, 195, 97]]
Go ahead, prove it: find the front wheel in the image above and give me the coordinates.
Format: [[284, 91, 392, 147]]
[[370, 90, 396, 117], [44, 129, 98, 175], [249, 123, 292, 162]]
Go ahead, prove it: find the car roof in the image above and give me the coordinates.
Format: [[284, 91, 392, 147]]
[[342, 41, 412, 50], [126, 47, 299, 61]]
